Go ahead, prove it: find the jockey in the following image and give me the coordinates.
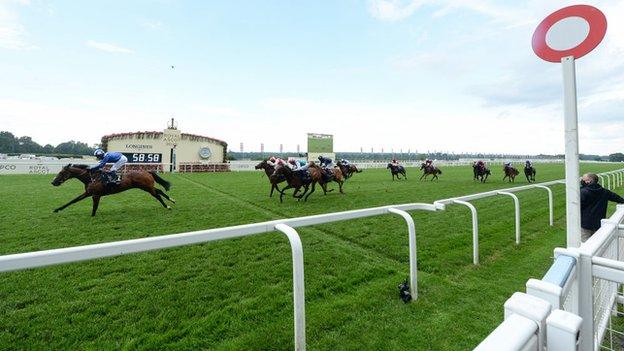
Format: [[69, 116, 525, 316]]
[[391, 158, 400, 167], [318, 155, 334, 169], [287, 157, 298, 170], [340, 159, 351, 166], [504, 161, 512, 169], [525, 160, 532, 167], [476, 160, 485, 168], [268, 156, 286, 168], [425, 158, 433, 167], [90, 149, 127, 184]]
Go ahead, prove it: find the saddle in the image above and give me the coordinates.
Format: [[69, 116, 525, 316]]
[[99, 171, 121, 187], [322, 168, 334, 182], [295, 169, 312, 184]]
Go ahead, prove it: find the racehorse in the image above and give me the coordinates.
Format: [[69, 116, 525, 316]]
[[419, 163, 442, 181], [51, 164, 174, 216], [337, 162, 362, 180], [387, 163, 407, 180], [311, 163, 345, 194], [255, 159, 285, 197], [472, 163, 491, 183], [524, 164, 536, 183], [502, 166, 520, 183], [272, 165, 317, 203]]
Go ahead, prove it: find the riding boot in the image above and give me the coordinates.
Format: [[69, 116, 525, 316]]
[[109, 171, 119, 184]]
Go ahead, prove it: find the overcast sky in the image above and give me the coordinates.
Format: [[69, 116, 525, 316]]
[[1, 0, 623, 154]]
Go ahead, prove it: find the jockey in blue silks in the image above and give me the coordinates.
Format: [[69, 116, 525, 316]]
[[90, 149, 127, 184]]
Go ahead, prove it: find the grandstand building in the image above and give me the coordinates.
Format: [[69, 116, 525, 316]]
[[101, 119, 227, 172]]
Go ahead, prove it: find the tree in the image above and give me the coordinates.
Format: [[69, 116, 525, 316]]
[[16, 136, 43, 154], [0, 131, 95, 156], [0, 131, 17, 153], [609, 153, 624, 162]]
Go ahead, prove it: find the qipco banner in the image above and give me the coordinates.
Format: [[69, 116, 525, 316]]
[[0, 162, 63, 175]]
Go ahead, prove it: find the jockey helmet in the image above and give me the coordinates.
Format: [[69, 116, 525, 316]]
[[94, 149, 105, 159], [318, 155, 323, 161], [269, 156, 276, 162]]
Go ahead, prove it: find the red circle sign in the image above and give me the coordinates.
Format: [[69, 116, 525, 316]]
[[532, 5, 607, 63]]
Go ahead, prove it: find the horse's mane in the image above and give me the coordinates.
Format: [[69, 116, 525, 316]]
[[71, 164, 90, 169]]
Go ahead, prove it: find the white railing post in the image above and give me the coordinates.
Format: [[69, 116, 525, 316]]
[[546, 309, 582, 350], [498, 192, 521, 244], [388, 208, 418, 299], [577, 246, 594, 351], [534, 185, 554, 226], [598, 174, 606, 187], [274, 224, 306, 351], [452, 200, 479, 265], [606, 173, 612, 190]]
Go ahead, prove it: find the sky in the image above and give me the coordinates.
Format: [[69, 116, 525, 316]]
[[0, 0, 623, 155]]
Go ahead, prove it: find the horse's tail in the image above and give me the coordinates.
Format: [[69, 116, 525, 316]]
[[149, 171, 171, 191]]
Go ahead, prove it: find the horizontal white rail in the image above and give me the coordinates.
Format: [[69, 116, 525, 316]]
[[435, 169, 624, 265], [474, 313, 539, 351], [0, 202, 442, 350], [0, 203, 441, 272]]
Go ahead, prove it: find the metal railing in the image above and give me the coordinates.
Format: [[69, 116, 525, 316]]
[[0, 202, 442, 351], [2, 165, 624, 349], [435, 170, 624, 265], [476, 177, 624, 350]]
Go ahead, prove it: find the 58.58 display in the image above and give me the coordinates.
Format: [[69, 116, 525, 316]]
[[122, 153, 162, 164]]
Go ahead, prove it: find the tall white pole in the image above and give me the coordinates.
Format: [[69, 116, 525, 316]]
[[562, 56, 581, 248]]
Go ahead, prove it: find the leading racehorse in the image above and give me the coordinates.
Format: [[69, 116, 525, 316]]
[[387, 163, 407, 180], [419, 162, 442, 181], [51, 164, 175, 216]]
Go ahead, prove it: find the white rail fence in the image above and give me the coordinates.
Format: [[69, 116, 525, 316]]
[[0, 202, 442, 351], [1, 168, 623, 349], [476, 182, 624, 350]]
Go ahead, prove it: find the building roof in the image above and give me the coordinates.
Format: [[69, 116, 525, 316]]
[[100, 131, 227, 147]]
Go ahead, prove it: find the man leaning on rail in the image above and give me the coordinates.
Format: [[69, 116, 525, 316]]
[[580, 173, 624, 241]]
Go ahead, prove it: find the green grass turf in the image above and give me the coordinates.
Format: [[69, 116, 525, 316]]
[[0, 163, 622, 350]]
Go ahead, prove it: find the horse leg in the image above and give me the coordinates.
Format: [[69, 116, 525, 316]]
[[338, 181, 344, 194], [304, 182, 316, 201], [156, 189, 176, 203], [420, 173, 426, 181], [54, 192, 90, 212], [280, 185, 292, 203], [145, 187, 170, 209], [403, 171, 407, 180], [91, 196, 101, 217], [297, 184, 310, 200]]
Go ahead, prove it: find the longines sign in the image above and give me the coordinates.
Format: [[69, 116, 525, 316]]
[[125, 144, 154, 150]]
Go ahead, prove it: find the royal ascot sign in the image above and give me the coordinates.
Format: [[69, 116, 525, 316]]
[[162, 128, 181, 146]]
